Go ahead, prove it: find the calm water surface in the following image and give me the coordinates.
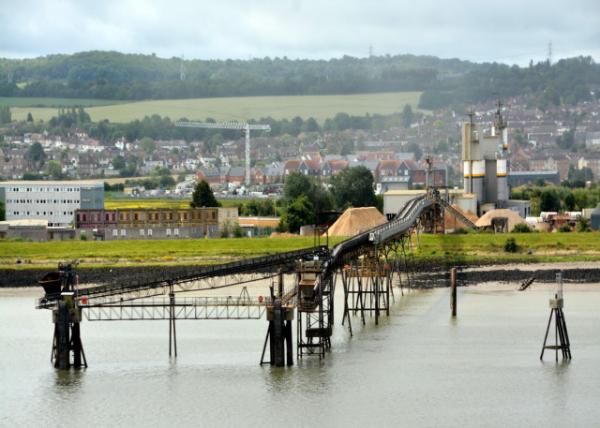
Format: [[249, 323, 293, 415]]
[[2, 284, 600, 427]]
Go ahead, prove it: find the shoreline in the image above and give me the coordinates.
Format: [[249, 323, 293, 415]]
[[4, 258, 600, 288]]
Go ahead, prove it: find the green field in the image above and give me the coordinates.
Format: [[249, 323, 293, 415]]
[[7, 91, 423, 123], [105, 198, 192, 210], [104, 197, 249, 210], [1, 232, 600, 270]]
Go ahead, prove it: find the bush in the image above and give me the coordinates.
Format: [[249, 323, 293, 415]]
[[504, 237, 518, 253], [577, 218, 591, 232], [558, 224, 572, 233], [451, 227, 469, 234], [79, 233, 87, 241], [512, 223, 531, 233], [233, 222, 244, 238]]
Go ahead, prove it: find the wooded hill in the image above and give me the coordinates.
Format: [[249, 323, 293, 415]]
[[0, 51, 598, 109]]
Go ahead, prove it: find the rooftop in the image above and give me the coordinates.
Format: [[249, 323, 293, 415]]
[[0, 180, 103, 186]]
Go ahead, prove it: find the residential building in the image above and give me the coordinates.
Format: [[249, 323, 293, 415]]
[[529, 154, 571, 181]]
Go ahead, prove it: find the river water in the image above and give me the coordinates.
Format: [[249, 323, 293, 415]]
[[2, 283, 600, 427]]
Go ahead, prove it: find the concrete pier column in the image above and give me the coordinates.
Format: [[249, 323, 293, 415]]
[[54, 300, 70, 369], [271, 299, 285, 367]]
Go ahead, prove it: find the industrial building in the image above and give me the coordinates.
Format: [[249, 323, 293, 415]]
[[462, 105, 531, 217], [383, 189, 476, 220], [0, 180, 104, 228], [383, 105, 531, 221]]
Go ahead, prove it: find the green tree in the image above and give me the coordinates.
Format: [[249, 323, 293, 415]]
[[112, 155, 126, 171], [330, 166, 377, 210], [26, 112, 33, 122], [205, 133, 223, 155], [556, 129, 575, 150], [406, 141, 423, 160], [401, 104, 414, 128], [47, 160, 63, 179], [302, 117, 320, 133], [281, 195, 314, 233], [26, 142, 46, 170], [190, 180, 220, 207], [283, 172, 333, 211], [0, 200, 5, 221], [0, 105, 11, 124], [540, 188, 561, 212], [139, 137, 156, 155], [159, 174, 176, 188], [564, 192, 576, 211]]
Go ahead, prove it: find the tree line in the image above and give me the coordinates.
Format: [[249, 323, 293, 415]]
[[511, 184, 600, 215], [419, 56, 600, 110], [2, 51, 598, 109], [0, 51, 462, 99], [11, 107, 420, 145]]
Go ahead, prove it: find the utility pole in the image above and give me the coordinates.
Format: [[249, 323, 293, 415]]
[[176, 121, 271, 186]]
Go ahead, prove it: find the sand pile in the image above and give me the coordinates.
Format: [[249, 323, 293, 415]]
[[476, 209, 526, 231], [326, 207, 387, 237]]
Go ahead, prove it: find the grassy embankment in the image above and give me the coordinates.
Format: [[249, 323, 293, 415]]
[[6, 91, 423, 123], [0, 237, 343, 270], [1, 232, 599, 270], [414, 232, 600, 264]]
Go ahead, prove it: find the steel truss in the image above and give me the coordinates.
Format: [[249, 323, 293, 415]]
[[38, 272, 282, 310], [83, 295, 268, 321]]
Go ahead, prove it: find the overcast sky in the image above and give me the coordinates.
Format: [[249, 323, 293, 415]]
[[1, 0, 599, 64]]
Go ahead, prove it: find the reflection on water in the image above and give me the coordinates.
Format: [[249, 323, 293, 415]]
[[53, 369, 85, 390], [2, 284, 600, 427]]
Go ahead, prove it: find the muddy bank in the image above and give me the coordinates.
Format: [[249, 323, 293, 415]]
[[411, 262, 600, 288], [3, 260, 600, 288], [1, 265, 231, 288]]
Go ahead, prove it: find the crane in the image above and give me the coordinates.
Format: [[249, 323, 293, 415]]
[[175, 121, 271, 186]]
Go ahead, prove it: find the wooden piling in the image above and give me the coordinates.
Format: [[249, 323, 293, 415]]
[[450, 267, 457, 317], [285, 320, 293, 366]]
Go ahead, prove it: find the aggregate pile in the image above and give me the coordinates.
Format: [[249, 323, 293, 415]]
[[326, 207, 387, 237], [475, 209, 526, 232]]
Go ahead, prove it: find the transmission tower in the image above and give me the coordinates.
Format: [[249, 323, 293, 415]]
[[180, 56, 186, 81]]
